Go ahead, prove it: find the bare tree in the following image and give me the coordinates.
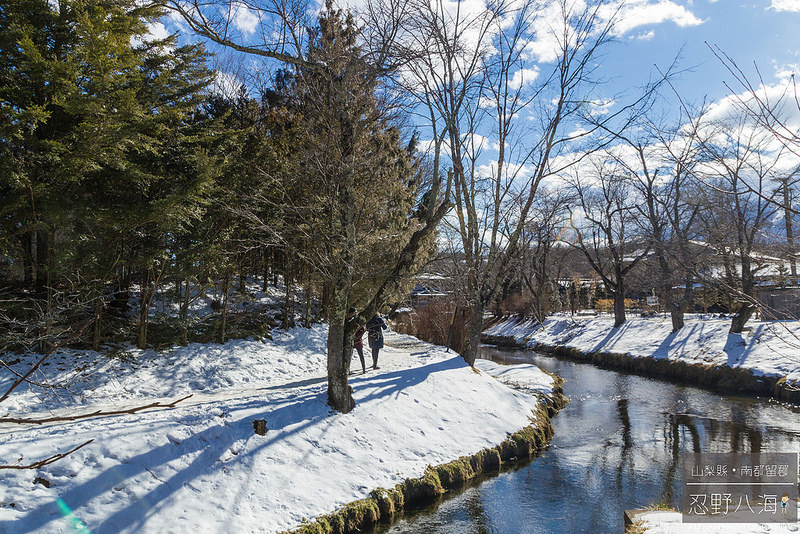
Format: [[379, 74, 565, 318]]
[[518, 189, 573, 323], [569, 156, 651, 327], [708, 45, 800, 160], [654, 117, 707, 331], [161, 0, 314, 68], [607, 111, 704, 332], [400, 0, 633, 364], [695, 114, 783, 333]]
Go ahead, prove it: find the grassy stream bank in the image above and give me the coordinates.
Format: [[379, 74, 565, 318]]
[[286, 375, 568, 534]]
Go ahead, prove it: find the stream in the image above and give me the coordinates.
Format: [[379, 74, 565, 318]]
[[377, 345, 800, 533]]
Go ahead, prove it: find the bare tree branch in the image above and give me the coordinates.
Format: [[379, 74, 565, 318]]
[[0, 439, 94, 470], [0, 394, 194, 424]]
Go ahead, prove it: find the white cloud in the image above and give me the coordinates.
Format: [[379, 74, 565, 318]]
[[523, 0, 702, 64], [524, 0, 585, 64], [771, 0, 800, 12], [477, 160, 533, 180], [479, 95, 498, 109], [393, 0, 501, 92], [131, 21, 173, 47], [509, 67, 541, 89], [145, 22, 170, 42], [213, 71, 245, 97], [774, 63, 799, 80], [418, 137, 454, 157], [232, 3, 260, 35], [684, 73, 800, 188], [167, 9, 189, 29], [465, 133, 501, 152], [602, 0, 704, 37], [703, 72, 799, 127], [567, 127, 591, 138], [589, 98, 616, 116], [630, 29, 656, 40]]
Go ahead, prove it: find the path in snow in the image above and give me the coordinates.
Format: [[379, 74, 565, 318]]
[[0, 327, 554, 534]]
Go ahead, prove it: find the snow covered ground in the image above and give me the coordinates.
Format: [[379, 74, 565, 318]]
[[484, 314, 800, 383], [472, 359, 554, 396], [0, 327, 555, 533], [635, 510, 800, 533]]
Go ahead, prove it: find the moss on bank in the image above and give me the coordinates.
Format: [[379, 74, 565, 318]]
[[482, 329, 800, 404], [286, 395, 565, 534]]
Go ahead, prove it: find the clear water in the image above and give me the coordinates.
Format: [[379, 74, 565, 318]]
[[375, 345, 800, 534]]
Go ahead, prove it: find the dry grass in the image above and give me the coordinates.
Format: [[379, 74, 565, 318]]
[[393, 300, 469, 354]]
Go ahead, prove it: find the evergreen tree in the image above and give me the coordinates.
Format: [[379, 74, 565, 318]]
[[291, 2, 442, 412], [0, 0, 216, 349]]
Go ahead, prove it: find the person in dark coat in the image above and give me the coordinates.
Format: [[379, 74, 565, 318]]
[[349, 308, 367, 374], [366, 312, 388, 370]]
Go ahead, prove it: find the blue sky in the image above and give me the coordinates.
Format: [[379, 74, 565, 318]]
[[154, 0, 799, 112], [151, 0, 800, 250], [595, 0, 799, 108]]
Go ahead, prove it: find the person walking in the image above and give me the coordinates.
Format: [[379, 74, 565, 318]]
[[350, 307, 367, 374], [366, 312, 388, 370]]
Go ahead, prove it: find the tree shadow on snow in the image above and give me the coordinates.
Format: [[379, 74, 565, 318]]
[[351, 356, 464, 405], [2, 358, 460, 533], [1, 387, 334, 534], [590, 321, 632, 354], [723, 324, 764, 367], [653, 323, 701, 360]]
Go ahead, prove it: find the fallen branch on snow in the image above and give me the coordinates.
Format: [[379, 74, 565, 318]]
[[0, 439, 94, 470], [0, 317, 96, 405], [0, 394, 193, 424]]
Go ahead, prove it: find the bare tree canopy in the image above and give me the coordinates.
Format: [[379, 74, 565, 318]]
[[160, 0, 315, 67]]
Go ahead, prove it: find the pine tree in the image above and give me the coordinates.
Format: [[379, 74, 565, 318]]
[[0, 0, 216, 349], [290, 2, 440, 412]]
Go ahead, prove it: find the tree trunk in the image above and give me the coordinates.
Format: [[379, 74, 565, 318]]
[[238, 270, 246, 294], [304, 273, 313, 329], [220, 274, 230, 343], [327, 319, 355, 413], [35, 228, 49, 292], [180, 279, 190, 346], [613, 286, 626, 328], [670, 277, 694, 333], [137, 311, 148, 349], [113, 268, 131, 315], [268, 251, 269, 293], [137, 268, 156, 350], [41, 270, 53, 353], [92, 301, 103, 351], [731, 255, 756, 334], [462, 304, 485, 366], [272, 248, 280, 286], [282, 255, 293, 330], [19, 234, 33, 287], [730, 303, 755, 333], [669, 307, 685, 332], [325, 106, 357, 413]]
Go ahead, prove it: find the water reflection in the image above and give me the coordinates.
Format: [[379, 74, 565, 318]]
[[378, 346, 800, 534]]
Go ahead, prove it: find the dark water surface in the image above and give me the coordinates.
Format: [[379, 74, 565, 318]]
[[376, 345, 800, 534]]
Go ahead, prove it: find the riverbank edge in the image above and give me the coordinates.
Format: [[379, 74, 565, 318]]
[[482, 327, 800, 404], [284, 381, 568, 534]]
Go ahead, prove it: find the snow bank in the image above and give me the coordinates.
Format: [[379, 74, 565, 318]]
[[473, 359, 555, 397], [484, 315, 800, 383], [0, 327, 553, 533], [636, 510, 800, 533]]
